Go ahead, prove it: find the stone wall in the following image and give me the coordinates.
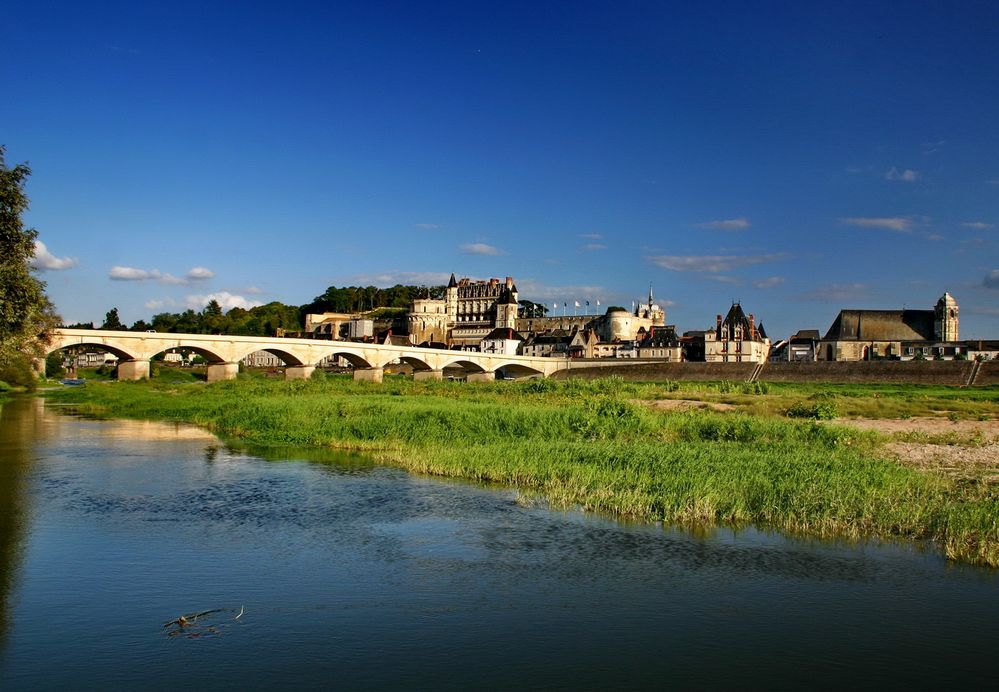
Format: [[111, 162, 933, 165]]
[[762, 361, 974, 385], [551, 359, 989, 386], [551, 362, 757, 382], [974, 361, 999, 386]]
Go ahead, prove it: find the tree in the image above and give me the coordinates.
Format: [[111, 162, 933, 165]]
[[0, 146, 59, 384], [101, 307, 124, 330]]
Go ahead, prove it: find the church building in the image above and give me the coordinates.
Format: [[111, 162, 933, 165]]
[[818, 293, 967, 361]]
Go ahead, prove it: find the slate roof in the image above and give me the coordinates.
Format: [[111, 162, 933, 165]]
[[639, 325, 680, 348], [822, 309, 935, 341], [482, 327, 525, 341], [717, 303, 766, 341]]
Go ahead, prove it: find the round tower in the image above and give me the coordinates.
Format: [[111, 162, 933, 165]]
[[408, 298, 447, 344]]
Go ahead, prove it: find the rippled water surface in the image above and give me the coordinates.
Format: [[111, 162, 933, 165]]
[[1, 396, 997, 689]]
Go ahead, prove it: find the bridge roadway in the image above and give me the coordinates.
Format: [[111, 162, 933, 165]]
[[45, 328, 633, 383]]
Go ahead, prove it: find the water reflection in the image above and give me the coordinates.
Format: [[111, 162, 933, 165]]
[[0, 398, 35, 651], [0, 398, 996, 689]]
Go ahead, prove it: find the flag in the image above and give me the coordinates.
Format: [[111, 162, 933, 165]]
[[552, 303, 557, 310], [585, 300, 590, 307], [574, 300, 580, 308], [596, 300, 600, 306]]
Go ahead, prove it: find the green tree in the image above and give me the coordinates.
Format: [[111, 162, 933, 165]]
[[0, 146, 59, 385], [101, 307, 124, 330], [201, 299, 225, 333]]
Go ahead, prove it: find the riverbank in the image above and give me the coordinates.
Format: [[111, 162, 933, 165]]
[[42, 376, 999, 566]]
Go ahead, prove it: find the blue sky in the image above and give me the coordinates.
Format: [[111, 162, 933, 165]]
[[5, 1, 998, 337]]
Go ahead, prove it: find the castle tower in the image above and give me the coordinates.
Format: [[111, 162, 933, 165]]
[[408, 297, 448, 344], [934, 292, 959, 342], [444, 273, 459, 325], [495, 279, 519, 330]]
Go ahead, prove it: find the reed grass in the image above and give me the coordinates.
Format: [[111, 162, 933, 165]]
[[43, 375, 999, 566]]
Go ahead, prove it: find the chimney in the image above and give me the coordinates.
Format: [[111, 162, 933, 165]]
[[749, 314, 756, 339], [716, 314, 722, 329], [506, 276, 513, 288]]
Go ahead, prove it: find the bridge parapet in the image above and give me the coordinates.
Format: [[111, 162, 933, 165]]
[[46, 329, 572, 382]]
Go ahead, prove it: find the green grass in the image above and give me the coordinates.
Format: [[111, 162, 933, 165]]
[[42, 375, 999, 567]]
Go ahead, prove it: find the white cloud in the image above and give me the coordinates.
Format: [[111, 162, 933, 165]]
[[754, 276, 785, 289], [460, 243, 504, 256], [144, 298, 177, 311], [647, 253, 788, 273], [581, 243, 607, 251], [185, 291, 263, 311], [109, 265, 213, 284], [515, 279, 607, 302], [966, 306, 999, 316], [922, 140, 946, 155], [415, 223, 440, 230], [30, 240, 78, 271], [343, 271, 454, 287], [244, 285, 264, 295], [186, 266, 215, 281], [705, 275, 741, 284], [984, 270, 999, 289], [695, 217, 750, 231], [925, 233, 945, 241], [962, 221, 993, 230], [798, 283, 870, 302], [109, 266, 160, 281], [986, 179, 999, 187], [840, 217, 914, 232], [885, 167, 920, 182], [578, 233, 603, 240]]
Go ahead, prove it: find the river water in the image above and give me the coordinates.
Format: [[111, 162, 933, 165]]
[[1, 396, 997, 689]]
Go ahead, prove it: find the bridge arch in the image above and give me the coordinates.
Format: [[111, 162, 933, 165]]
[[44, 340, 136, 363], [398, 355, 434, 372], [440, 357, 488, 374], [148, 344, 228, 364], [233, 346, 305, 367], [321, 350, 375, 370], [493, 362, 545, 379]]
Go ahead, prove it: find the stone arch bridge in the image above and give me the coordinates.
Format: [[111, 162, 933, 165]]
[[44, 329, 627, 383]]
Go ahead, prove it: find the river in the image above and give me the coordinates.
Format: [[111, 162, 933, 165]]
[[1, 395, 997, 689]]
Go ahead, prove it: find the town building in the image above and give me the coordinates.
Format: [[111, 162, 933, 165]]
[[637, 325, 683, 360], [818, 293, 967, 361], [704, 303, 771, 363], [480, 327, 526, 356], [769, 329, 821, 362]]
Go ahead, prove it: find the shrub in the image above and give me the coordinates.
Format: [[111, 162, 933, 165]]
[[0, 354, 38, 390], [785, 401, 837, 420]]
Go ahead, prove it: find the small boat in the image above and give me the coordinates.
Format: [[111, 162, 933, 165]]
[[59, 378, 86, 386]]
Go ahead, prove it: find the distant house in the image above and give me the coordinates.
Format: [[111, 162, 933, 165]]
[[241, 350, 285, 368], [704, 303, 770, 363], [637, 325, 682, 360], [568, 329, 599, 358], [480, 327, 525, 356], [769, 329, 821, 362], [818, 293, 966, 361], [521, 330, 573, 358]]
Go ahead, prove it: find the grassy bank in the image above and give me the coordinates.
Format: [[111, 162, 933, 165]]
[[43, 376, 999, 566]]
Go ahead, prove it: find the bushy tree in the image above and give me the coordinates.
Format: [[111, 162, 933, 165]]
[[101, 307, 124, 330], [0, 146, 59, 384]]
